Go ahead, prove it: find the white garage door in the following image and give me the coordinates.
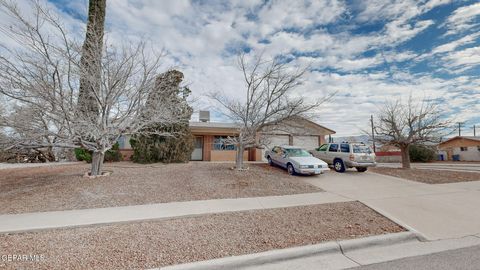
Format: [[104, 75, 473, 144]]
[[262, 135, 290, 161], [293, 136, 319, 151]]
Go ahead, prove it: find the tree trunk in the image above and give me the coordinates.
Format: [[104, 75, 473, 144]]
[[90, 151, 104, 176], [400, 145, 411, 169], [235, 144, 245, 170]]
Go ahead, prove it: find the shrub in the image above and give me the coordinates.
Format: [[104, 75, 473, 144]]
[[409, 144, 436, 162], [74, 148, 92, 163], [131, 124, 194, 164], [75, 142, 122, 163], [104, 142, 122, 162]]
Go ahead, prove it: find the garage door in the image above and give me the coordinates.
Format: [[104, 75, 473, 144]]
[[293, 136, 319, 150], [262, 135, 290, 161]]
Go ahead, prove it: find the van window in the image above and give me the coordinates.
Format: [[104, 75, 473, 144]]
[[340, 144, 350, 153], [353, 145, 372, 154], [329, 144, 339, 152], [317, 144, 328, 151]]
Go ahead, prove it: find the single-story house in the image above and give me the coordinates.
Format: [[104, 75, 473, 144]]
[[118, 111, 336, 162], [438, 136, 480, 161]]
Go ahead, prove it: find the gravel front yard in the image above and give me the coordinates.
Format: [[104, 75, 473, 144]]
[[0, 202, 404, 270], [0, 162, 321, 214], [371, 167, 480, 184]]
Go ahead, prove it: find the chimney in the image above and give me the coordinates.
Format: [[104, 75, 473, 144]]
[[199, 110, 210, 122]]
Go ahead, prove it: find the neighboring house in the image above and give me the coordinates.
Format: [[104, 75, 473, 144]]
[[375, 144, 402, 163], [438, 136, 480, 161], [118, 111, 336, 162]]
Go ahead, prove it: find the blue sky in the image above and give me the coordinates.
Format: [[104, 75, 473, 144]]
[[7, 0, 480, 136]]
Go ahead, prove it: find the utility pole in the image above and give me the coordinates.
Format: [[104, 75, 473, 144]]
[[457, 122, 464, 136], [474, 125, 477, 137], [371, 115, 376, 152]]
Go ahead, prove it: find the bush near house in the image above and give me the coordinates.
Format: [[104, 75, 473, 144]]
[[130, 125, 194, 164], [74, 143, 122, 163], [130, 70, 194, 164], [409, 144, 436, 162], [74, 148, 92, 163]]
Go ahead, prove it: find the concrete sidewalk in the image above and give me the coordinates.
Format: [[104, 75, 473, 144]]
[[304, 171, 480, 240], [0, 161, 83, 170], [0, 192, 350, 233]]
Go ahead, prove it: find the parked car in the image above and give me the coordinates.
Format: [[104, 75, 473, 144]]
[[264, 145, 330, 175], [310, 142, 376, 173]]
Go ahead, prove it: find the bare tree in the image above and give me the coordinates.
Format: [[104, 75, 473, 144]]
[[0, 1, 186, 176], [373, 97, 450, 169], [209, 53, 326, 170]]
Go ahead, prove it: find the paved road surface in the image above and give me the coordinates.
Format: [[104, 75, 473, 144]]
[[350, 244, 480, 270]]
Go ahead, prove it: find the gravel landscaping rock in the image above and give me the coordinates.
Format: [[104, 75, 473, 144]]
[[370, 167, 480, 184], [0, 162, 321, 214], [0, 202, 404, 270]]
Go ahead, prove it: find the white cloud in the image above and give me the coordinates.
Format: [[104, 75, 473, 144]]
[[444, 2, 480, 35], [442, 46, 480, 71], [432, 32, 480, 54]]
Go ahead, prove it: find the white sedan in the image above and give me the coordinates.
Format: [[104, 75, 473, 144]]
[[264, 145, 330, 175]]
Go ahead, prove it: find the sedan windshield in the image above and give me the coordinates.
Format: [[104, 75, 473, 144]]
[[352, 145, 372, 154], [285, 148, 311, 157]]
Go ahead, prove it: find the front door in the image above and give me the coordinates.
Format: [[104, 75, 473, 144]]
[[191, 136, 203, 161]]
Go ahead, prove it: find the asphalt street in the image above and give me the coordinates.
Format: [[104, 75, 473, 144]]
[[349, 244, 480, 270]]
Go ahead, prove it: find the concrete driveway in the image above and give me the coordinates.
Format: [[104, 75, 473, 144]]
[[304, 171, 480, 241]]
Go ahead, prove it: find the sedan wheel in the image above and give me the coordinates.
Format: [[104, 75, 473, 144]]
[[287, 164, 295, 175]]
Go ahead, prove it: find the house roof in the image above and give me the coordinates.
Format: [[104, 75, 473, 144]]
[[439, 136, 480, 146], [189, 121, 240, 135], [261, 116, 336, 135], [188, 116, 336, 136], [189, 121, 239, 129], [300, 117, 336, 134]]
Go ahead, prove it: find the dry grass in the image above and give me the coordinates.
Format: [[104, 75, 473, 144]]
[[0, 202, 404, 270], [370, 167, 480, 184], [0, 162, 321, 214]]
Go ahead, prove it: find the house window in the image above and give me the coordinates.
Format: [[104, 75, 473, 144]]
[[460, 147, 468, 151], [213, 136, 237, 150], [117, 136, 126, 149]]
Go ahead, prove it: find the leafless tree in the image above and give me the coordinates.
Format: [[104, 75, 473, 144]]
[[373, 97, 450, 169], [0, 1, 186, 176], [209, 53, 327, 170]]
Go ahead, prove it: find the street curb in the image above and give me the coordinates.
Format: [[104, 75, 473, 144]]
[[338, 231, 418, 252], [157, 232, 417, 270]]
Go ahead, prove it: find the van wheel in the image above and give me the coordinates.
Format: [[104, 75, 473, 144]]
[[287, 163, 296, 175], [267, 156, 273, 166], [334, 159, 346, 173], [356, 167, 367, 172]]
